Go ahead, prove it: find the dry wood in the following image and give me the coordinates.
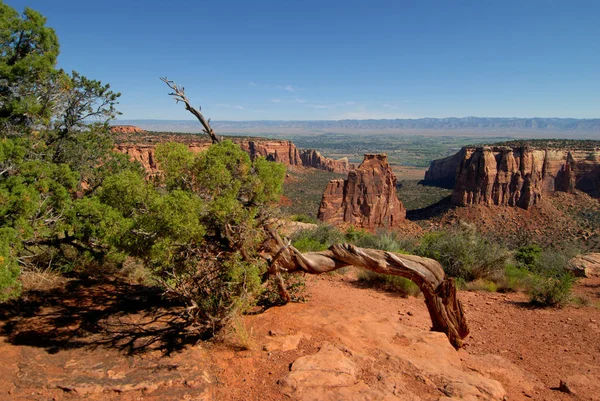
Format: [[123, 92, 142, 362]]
[[160, 77, 221, 144]]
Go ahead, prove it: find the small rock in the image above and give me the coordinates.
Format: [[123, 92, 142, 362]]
[[407, 311, 414, 316], [558, 380, 574, 394]]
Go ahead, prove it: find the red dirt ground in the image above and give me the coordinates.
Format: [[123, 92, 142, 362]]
[[0, 273, 599, 400]]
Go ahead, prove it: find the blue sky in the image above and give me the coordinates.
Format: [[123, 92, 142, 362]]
[[6, 0, 600, 120]]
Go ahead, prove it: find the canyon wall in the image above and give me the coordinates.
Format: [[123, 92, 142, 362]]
[[318, 154, 406, 228], [425, 146, 600, 209], [114, 138, 354, 174], [110, 125, 146, 134]]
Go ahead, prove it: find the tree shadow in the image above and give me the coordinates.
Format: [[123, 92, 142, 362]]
[[406, 195, 455, 221], [343, 277, 422, 299], [0, 277, 204, 356]]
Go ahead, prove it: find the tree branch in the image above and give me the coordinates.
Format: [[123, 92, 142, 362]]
[[160, 77, 221, 144]]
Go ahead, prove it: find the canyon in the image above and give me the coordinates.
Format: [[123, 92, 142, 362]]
[[425, 145, 600, 209], [318, 154, 406, 228], [113, 131, 354, 174]]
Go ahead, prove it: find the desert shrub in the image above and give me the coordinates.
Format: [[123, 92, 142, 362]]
[[291, 224, 344, 252], [415, 224, 510, 281], [497, 264, 533, 292], [357, 270, 421, 297], [529, 272, 574, 307], [351, 229, 415, 253], [291, 214, 319, 224], [515, 244, 542, 270], [464, 279, 498, 292]]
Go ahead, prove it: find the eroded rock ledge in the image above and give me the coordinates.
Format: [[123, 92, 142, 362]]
[[425, 145, 600, 209], [114, 137, 354, 174]]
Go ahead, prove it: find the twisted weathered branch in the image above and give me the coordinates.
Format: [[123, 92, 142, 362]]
[[160, 77, 220, 144], [268, 227, 469, 348]]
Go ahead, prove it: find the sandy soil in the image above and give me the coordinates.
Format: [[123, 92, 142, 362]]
[[0, 273, 599, 400]]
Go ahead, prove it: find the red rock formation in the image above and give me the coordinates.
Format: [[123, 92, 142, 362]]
[[318, 154, 406, 228], [115, 137, 354, 174], [110, 125, 145, 134], [238, 140, 302, 166], [299, 149, 354, 174], [450, 146, 600, 209]]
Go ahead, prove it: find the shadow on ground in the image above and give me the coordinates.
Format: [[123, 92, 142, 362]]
[[0, 277, 204, 356], [406, 195, 455, 221]]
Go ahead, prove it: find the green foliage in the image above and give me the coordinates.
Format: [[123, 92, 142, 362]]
[[515, 244, 542, 270], [291, 214, 319, 224], [291, 224, 344, 252], [350, 229, 415, 253], [357, 270, 421, 297], [0, 2, 60, 130], [415, 224, 510, 281], [0, 227, 21, 300], [498, 264, 533, 292], [529, 273, 574, 307]]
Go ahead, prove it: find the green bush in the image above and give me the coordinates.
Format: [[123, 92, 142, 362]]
[[350, 229, 415, 253], [515, 244, 542, 270], [291, 224, 344, 252], [291, 214, 319, 224], [357, 270, 421, 297], [415, 224, 510, 281], [529, 273, 574, 307], [497, 264, 533, 292]]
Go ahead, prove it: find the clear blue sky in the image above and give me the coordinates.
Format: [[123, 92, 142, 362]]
[[6, 0, 600, 120]]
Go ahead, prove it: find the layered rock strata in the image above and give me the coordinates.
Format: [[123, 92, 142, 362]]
[[318, 154, 406, 228], [110, 125, 145, 134], [115, 138, 353, 174], [425, 146, 600, 209]]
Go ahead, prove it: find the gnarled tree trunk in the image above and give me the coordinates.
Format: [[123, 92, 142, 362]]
[[270, 237, 469, 349]]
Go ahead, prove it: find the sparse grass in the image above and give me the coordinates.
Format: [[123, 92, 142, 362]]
[[19, 268, 67, 293], [282, 170, 345, 218], [356, 270, 421, 297], [464, 279, 498, 292], [397, 180, 452, 211], [496, 265, 533, 292], [228, 313, 255, 351]]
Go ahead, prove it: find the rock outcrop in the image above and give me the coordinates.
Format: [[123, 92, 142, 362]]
[[110, 125, 145, 134], [299, 149, 354, 174], [115, 137, 353, 174], [317, 154, 406, 228], [425, 145, 600, 209]]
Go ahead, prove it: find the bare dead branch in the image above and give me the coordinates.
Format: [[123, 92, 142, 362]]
[[160, 77, 221, 144]]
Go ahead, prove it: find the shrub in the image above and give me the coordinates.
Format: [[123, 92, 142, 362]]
[[497, 264, 532, 292], [515, 244, 542, 270], [291, 224, 344, 252], [416, 224, 510, 281], [291, 214, 319, 224], [351, 229, 415, 253], [357, 270, 421, 297], [529, 273, 574, 307]]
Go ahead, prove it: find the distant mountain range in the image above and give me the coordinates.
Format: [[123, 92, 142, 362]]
[[115, 117, 600, 137]]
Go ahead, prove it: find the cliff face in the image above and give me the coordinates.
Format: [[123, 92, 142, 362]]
[[110, 125, 145, 134], [445, 146, 600, 209], [114, 138, 354, 174], [299, 149, 354, 174], [318, 154, 406, 228], [423, 148, 466, 188]]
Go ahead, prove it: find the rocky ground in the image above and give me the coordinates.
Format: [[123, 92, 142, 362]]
[[0, 271, 599, 401]]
